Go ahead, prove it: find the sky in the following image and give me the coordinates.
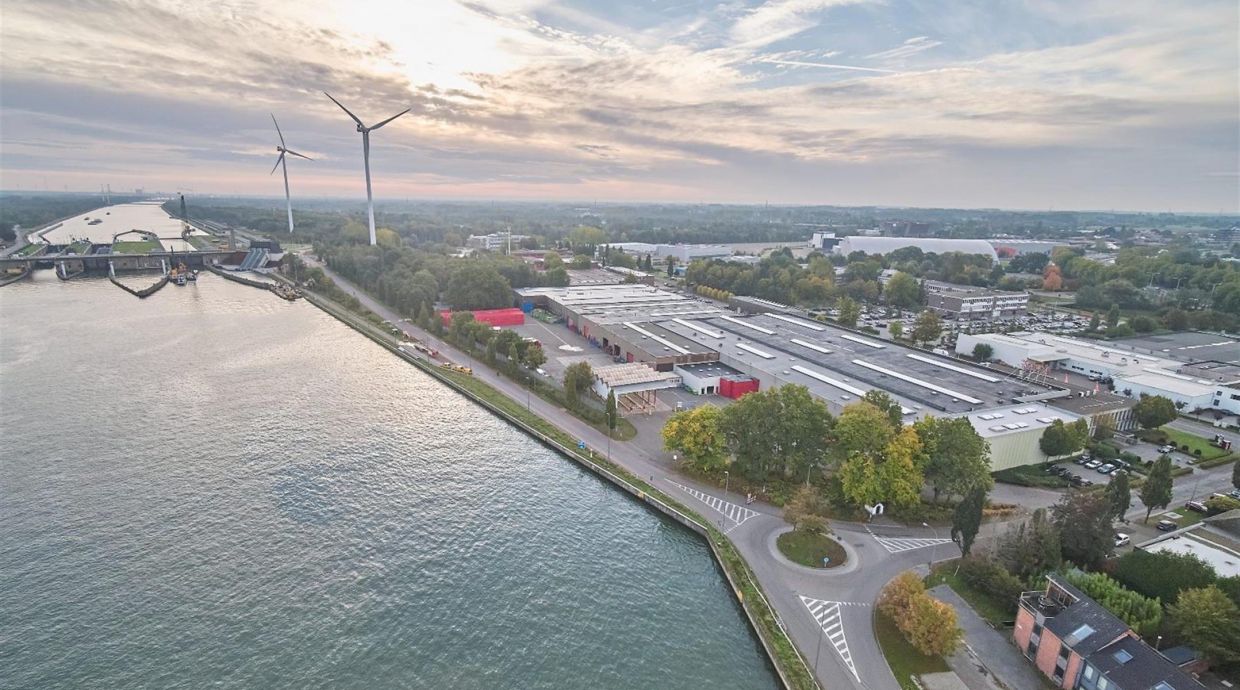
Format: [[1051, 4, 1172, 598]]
[[1, 0, 1237, 212]]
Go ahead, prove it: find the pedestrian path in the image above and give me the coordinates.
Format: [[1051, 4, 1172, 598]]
[[866, 526, 955, 554], [666, 479, 759, 531], [799, 596, 863, 683]]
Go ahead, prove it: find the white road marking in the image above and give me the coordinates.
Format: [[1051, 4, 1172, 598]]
[[667, 480, 759, 530], [799, 596, 863, 682], [865, 526, 955, 554]]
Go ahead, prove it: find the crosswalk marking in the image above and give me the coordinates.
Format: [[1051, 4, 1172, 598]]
[[865, 525, 955, 554], [667, 480, 759, 530], [800, 596, 862, 682]]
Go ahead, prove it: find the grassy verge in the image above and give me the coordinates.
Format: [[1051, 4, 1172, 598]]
[[777, 530, 847, 569], [1156, 508, 1207, 528], [994, 463, 1068, 488], [1197, 455, 1237, 469], [112, 240, 162, 253], [1140, 428, 1231, 461], [925, 565, 1016, 627], [307, 289, 819, 690], [876, 610, 948, 690], [16, 242, 45, 256]]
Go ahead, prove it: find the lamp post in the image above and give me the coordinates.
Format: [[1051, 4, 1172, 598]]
[[813, 620, 825, 674], [923, 521, 939, 572], [724, 470, 730, 495]]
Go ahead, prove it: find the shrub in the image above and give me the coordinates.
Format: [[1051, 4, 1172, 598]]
[[958, 557, 1024, 604], [1114, 550, 1218, 603], [1063, 570, 1163, 635]]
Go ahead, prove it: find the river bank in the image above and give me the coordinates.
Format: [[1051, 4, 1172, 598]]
[[291, 274, 818, 690]]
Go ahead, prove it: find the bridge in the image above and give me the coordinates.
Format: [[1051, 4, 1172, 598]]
[[1, 250, 237, 270]]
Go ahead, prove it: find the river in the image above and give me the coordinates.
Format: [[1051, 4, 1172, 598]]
[[0, 272, 778, 689]]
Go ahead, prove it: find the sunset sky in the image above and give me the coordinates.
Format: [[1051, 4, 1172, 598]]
[[1, 0, 1236, 211]]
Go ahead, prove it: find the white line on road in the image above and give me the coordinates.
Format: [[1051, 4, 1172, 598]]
[[799, 596, 864, 682], [666, 480, 759, 530], [866, 526, 955, 554]]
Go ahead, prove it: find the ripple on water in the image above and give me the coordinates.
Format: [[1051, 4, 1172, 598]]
[[0, 273, 777, 690]]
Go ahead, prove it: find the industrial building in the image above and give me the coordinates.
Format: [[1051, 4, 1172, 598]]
[[674, 362, 759, 398], [924, 280, 1029, 321], [957, 332, 1240, 416], [589, 363, 682, 414], [466, 232, 527, 251], [833, 236, 998, 259], [953, 403, 1085, 471], [604, 242, 732, 263]]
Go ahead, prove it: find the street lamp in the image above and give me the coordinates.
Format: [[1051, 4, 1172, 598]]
[[814, 620, 825, 674], [724, 470, 730, 495], [923, 521, 939, 572]]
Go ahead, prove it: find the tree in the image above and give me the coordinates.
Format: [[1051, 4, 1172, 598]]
[[1163, 308, 1189, 330], [1042, 263, 1063, 291], [785, 484, 830, 534], [662, 405, 728, 472], [1114, 550, 1220, 604], [839, 453, 883, 509], [567, 225, 606, 250], [720, 385, 833, 481], [885, 272, 920, 309], [605, 390, 617, 435], [523, 345, 546, 370], [1053, 491, 1114, 568], [1139, 455, 1174, 522], [998, 508, 1062, 578], [972, 343, 994, 361], [863, 390, 904, 428], [445, 264, 513, 309], [570, 254, 593, 269], [877, 427, 926, 510], [1104, 470, 1131, 523], [1132, 395, 1177, 429], [916, 416, 992, 502], [1093, 417, 1114, 441], [878, 572, 925, 625], [1039, 418, 1088, 458], [1233, 457, 1240, 490], [888, 321, 904, 340], [832, 401, 897, 463], [1088, 311, 1101, 331], [1107, 303, 1121, 329], [665, 256, 676, 277], [1064, 570, 1162, 636], [563, 361, 594, 405], [1168, 586, 1240, 665], [910, 309, 943, 346], [952, 487, 986, 557], [836, 296, 861, 327], [903, 596, 962, 657]]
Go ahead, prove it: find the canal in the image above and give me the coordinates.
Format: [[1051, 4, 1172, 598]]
[[0, 272, 778, 689]]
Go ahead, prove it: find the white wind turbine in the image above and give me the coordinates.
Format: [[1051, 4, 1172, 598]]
[[270, 114, 312, 234], [323, 92, 409, 246]]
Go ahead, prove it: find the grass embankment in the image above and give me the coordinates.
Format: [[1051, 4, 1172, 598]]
[[16, 242, 45, 256], [1139, 428, 1231, 462], [112, 240, 162, 253], [777, 530, 847, 569], [994, 463, 1069, 488], [1157, 508, 1208, 529], [925, 565, 1016, 627], [307, 288, 820, 690], [876, 611, 948, 690]]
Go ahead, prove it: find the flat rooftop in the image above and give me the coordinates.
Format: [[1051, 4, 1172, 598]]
[[985, 332, 1183, 376], [517, 285, 723, 324], [1143, 532, 1240, 578], [660, 313, 1051, 415], [953, 401, 1082, 440], [564, 268, 623, 286], [1110, 332, 1240, 365], [675, 361, 749, 379], [1046, 392, 1134, 416], [616, 321, 718, 357]]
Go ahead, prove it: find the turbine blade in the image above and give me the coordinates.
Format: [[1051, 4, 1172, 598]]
[[270, 151, 285, 175], [284, 148, 313, 161], [323, 92, 363, 127], [369, 108, 410, 131], [271, 113, 286, 147]]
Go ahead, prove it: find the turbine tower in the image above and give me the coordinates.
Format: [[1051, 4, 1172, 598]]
[[323, 92, 409, 245], [270, 114, 312, 234]]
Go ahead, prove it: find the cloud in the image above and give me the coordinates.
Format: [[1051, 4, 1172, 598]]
[[867, 36, 943, 61], [730, 0, 870, 48]]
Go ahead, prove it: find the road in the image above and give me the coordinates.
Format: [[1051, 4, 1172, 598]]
[[303, 254, 964, 690]]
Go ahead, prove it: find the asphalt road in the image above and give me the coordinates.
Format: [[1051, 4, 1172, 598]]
[[303, 255, 965, 690]]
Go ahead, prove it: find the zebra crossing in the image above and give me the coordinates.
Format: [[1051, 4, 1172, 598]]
[[799, 596, 862, 682], [871, 534, 955, 554], [667, 480, 760, 530]]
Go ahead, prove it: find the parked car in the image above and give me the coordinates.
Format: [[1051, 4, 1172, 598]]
[[1097, 463, 1117, 474], [1070, 475, 1094, 487], [1085, 460, 1103, 470], [1156, 519, 1179, 532], [1114, 533, 1131, 547], [1158, 445, 1174, 454], [1229, 490, 1240, 500], [1186, 500, 1209, 513], [1075, 456, 1091, 465]]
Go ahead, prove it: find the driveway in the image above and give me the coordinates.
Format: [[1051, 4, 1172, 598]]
[[929, 585, 1046, 690]]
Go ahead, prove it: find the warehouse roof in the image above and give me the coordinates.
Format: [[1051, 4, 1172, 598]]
[[1114, 370, 1216, 398], [835, 236, 998, 259], [952, 401, 1082, 440], [517, 284, 723, 324]]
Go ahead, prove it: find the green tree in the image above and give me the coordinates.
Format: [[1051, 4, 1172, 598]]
[[523, 345, 546, 370], [972, 343, 994, 361], [563, 361, 594, 406], [662, 405, 728, 472], [1132, 395, 1177, 429], [1169, 586, 1240, 665], [1114, 550, 1220, 604], [836, 296, 861, 327], [1104, 470, 1132, 522], [1053, 490, 1113, 569], [888, 321, 904, 340], [1063, 570, 1162, 636], [1139, 455, 1174, 522], [605, 390, 618, 436], [832, 401, 897, 464], [885, 272, 921, 309], [567, 225, 607, 251], [998, 508, 1062, 579], [784, 484, 830, 534], [1107, 303, 1121, 329], [915, 416, 992, 502], [1088, 311, 1101, 331], [951, 487, 986, 557], [1039, 418, 1088, 458], [910, 309, 943, 345], [1163, 308, 1189, 330], [665, 256, 677, 277], [445, 263, 513, 309], [863, 390, 904, 428], [570, 254, 593, 269]]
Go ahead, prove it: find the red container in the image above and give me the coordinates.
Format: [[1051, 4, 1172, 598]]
[[438, 308, 525, 327], [720, 377, 759, 399]]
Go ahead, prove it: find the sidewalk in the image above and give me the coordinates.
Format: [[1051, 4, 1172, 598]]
[[929, 585, 1046, 690]]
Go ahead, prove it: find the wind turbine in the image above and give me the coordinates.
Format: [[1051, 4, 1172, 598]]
[[270, 114, 312, 235], [323, 92, 409, 246]]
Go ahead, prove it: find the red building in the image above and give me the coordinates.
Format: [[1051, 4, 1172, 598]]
[[1013, 574, 1202, 690]]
